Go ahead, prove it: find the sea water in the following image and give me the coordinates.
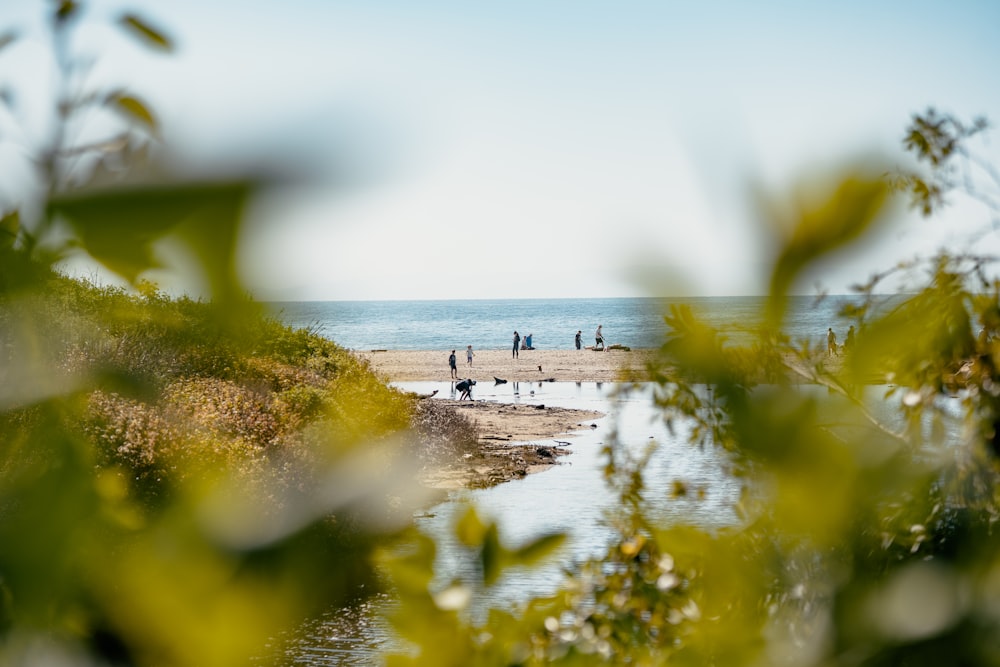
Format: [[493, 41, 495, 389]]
[[267, 295, 896, 353]]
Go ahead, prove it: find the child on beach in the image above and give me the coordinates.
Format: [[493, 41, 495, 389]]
[[448, 350, 458, 378], [466, 345, 475, 366]]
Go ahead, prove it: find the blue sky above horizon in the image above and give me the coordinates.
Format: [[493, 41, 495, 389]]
[[1, 1, 999, 300]]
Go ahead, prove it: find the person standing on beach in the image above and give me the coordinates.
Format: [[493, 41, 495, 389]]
[[466, 345, 475, 366], [448, 350, 458, 378], [844, 326, 855, 353], [827, 328, 838, 356], [575, 330, 582, 350], [595, 325, 605, 351], [513, 331, 520, 358]]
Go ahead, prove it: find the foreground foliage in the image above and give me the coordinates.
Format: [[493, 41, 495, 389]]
[[5, 2, 1000, 662], [0, 266, 450, 665]]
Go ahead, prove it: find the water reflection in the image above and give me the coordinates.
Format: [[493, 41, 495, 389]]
[[272, 595, 399, 666], [285, 382, 743, 664], [282, 381, 960, 665]]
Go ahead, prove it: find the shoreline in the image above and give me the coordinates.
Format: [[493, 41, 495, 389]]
[[358, 348, 655, 383]]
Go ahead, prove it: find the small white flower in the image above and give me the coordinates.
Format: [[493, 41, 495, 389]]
[[433, 584, 471, 611], [656, 573, 680, 591]]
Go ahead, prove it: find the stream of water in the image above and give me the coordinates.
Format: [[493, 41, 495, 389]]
[[280, 380, 743, 665]]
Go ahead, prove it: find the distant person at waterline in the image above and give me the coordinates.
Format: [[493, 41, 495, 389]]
[[595, 325, 605, 351], [575, 330, 582, 350], [466, 345, 475, 366], [827, 328, 838, 356], [512, 331, 520, 359], [448, 350, 458, 378]]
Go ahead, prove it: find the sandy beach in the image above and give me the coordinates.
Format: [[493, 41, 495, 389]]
[[358, 347, 655, 383], [359, 348, 650, 488]]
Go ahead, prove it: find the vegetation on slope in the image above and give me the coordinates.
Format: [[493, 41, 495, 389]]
[[0, 262, 492, 665]]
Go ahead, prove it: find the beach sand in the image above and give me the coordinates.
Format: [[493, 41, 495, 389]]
[[358, 347, 655, 383]]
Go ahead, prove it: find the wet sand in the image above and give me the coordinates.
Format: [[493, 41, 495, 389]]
[[369, 348, 642, 489]]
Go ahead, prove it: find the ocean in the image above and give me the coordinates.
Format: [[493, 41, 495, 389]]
[[266, 295, 887, 352]]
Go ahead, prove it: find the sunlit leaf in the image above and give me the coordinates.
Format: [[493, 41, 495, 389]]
[[766, 169, 890, 324], [106, 92, 158, 134], [0, 210, 18, 249], [118, 13, 173, 52]]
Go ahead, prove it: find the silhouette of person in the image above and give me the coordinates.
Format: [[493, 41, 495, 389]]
[[448, 350, 457, 379], [456, 378, 476, 400], [575, 330, 582, 350], [512, 331, 520, 359]]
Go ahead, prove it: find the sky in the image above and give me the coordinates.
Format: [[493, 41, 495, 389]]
[[1, 0, 999, 301]]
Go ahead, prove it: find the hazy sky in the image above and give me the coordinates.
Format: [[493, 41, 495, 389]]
[[2, 1, 999, 300]]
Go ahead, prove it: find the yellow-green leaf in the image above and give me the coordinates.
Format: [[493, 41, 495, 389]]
[[108, 93, 158, 133], [510, 532, 566, 567], [118, 13, 174, 52], [454, 505, 488, 547], [0, 210, 19, 249]]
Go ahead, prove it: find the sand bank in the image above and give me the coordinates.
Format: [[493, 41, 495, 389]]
[[361, 348, 635, 489], [358, 348, 655, 383]]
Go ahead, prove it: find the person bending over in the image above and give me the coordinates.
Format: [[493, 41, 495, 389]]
[[456, 378, 476, 400]]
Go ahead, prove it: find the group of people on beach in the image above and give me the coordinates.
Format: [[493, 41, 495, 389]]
[[511, 331, 535, 358], [445, 324, 609, 400], [827, 326, 855, 356]]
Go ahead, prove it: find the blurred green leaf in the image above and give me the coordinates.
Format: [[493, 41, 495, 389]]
[[766, 170, 890, 324], [106, 92, 158, 134], [0, 210, 18, 249], [118, 13, 173, 52], [510, 532, 566, 567], [0, 30, 18, 52], [54, 1, 79, 24], [454, 505, 488, 547], [49, 181, 251, 292]]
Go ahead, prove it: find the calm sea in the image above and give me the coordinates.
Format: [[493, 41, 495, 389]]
[[266, 295, 886, 352]]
